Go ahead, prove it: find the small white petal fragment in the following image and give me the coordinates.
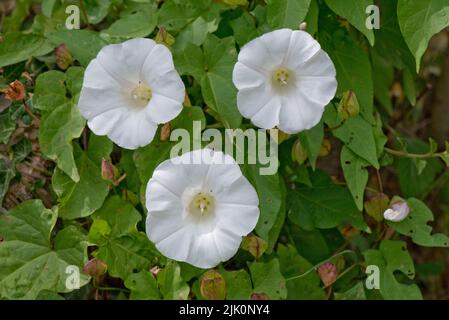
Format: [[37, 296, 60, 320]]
[[232, 29, 337, 134], [384, 201, 410, 222], [78, 38, 185, 150], [145, 148, 260, 269]]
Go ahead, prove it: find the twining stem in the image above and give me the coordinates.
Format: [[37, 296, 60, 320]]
[[285, 249, 355, 282], [22, 99, 39, 123], [384, 147, 443, 160]]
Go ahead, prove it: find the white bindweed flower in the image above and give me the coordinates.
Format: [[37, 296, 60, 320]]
[[145, 148, 260, 269], [78, 38, 185, 149], [384, 201, 410, 222], [232, 29, 337, 134]]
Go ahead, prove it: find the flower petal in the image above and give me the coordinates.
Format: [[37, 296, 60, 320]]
[[284, 30, 321, 70], [96, 38, 156, 85], [232, 62, 266, 90], [236, 84, 273, 119], [105, 111, 158, 149], [78, 86, 131, 119], [214, 228, 243, 262], [154, 225, 194, 262], [145, 93, 183, 124], [216, 203, 260, 236], [250, 95, 282, 129], [187, 232, 224, 268], [215, 175, 259, 207], [146, 70, 185, 104], [278, 90, 324, 133], [296, 49, 336, 78], [141, 44, 177, 84]]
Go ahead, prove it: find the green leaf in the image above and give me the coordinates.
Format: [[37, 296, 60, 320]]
[[397, 0, 449, 71], [33, 69, 86, 182], [84, 0, 112, 24], [341, 146, 369, 210], [325, 0, 375, 45], [230, 11, 260, 47], [277, 244, 325, 300], [47, 30, 107, 66], [103, 6, 157, 38], [334, 282, 366, 300], [157, 261, 190, 300], [299, 121, 324, 169], [394, 139, 443, 198], [288, 170, 369, 231], [0, 159, 15, 205], [322, 34, 374, 123], [243, 164, 283, 241], [388, 198, 449, 247], [2, 0, 32, 32], [125, 271, 161, 300], [0, 112, 15, 144], [52, 134, 112, 219], [249, 258, 287, 300], [266, 0, 311, 29], [0, 32, 54, 68], [221, 269, 252, 300], [0, 200, 89, 299], [175, 35, 242, 128], [374, 0, 416, 72], [330, 114, 379, 168], [158, 0, 210, 33], [363, 240, 422, 300], [174, 16, 220, 51], [88, 196, 160, 280]]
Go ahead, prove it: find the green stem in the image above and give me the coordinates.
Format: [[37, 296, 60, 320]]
[[285, 249, 356, 282], [384, 147, 442, 160]]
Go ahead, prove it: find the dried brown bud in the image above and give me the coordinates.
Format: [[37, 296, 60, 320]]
[[251, 292, 269, 300], [4, 80, 26, 101], [83, 258, 107, 278], [101, 158, 119, 183], [160, 122, 171, 141], [55, 44, 74, 70]]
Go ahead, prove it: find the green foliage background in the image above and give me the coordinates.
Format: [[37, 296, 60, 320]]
[[1, 0, 449, 300]]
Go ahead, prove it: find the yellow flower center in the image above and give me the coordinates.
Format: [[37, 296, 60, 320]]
[[131, 82, 152, 107], [272, 67, 294, 88], [188, 192, 215, 217]]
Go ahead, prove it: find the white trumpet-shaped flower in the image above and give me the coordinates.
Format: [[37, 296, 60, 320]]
[[78, 38, 185, 149], [232, 29, 337, 134], [145, 148, 260, 269]]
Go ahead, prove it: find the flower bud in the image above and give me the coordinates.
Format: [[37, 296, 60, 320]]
[[241, 234, 267, 259], [155, 27, 175, 47], [160, 122, 171, 141], [318, 262, 337, 287], [337, 91, 359, 120], [101, 158, 119, 183], [83, 258, 107, 278], [251, 292, 269, 300], [55, 44, 73, 70], [200, 270, 226, 300], [319, 138, 331, 157], [384, 200, 410, 222], [291, 139, 308, 165], [4, 80, 26, 101]]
